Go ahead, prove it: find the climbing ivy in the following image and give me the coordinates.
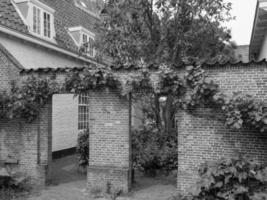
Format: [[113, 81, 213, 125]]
[[65, 67, 121, 94], [157, 66, 186, 96], [0, 76, 59, 123], [0, 65, 266, 134], [185, 68, 267, 132]]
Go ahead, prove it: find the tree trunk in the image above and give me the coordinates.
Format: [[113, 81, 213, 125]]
[[165, 94, 174, 135], [154, 94, 162, 131]]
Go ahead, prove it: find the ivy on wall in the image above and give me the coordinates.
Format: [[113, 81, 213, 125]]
[[0, 76, 59, 123], [1, 65, 267, 133], [184, 67, 267, 133]]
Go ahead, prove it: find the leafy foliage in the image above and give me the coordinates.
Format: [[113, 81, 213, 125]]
[[0, 64, 266, 135], [0, 166, 30, 200], [157, 66, 186, 96], [65, 67, 121, 94], [121, 68, 154, 96], [192, 156, 267, 200], [183, 66, 267, 133], [0, 76, 59, 123], [185, 65, 205, 88], [187, 79, 220, 109], [95, 0, 236, 66], [76, 129, 89, 168], [132, 122, 177, 176], [222, 93, 267, 132]]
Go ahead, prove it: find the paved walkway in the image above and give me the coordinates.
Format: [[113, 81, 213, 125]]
[[28, 156, 177, 200]]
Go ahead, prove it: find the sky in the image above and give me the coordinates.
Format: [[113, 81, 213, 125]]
[[227, 0, 258, 45]]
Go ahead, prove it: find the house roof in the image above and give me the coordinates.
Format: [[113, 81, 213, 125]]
[[250, 0, 267, 59], [0, 0, 100, 60], [0, 0, 29, 34]]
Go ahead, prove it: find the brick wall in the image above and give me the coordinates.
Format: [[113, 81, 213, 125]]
[[0, 47, 53, 187], [0, 101, 52, 187], [177, 63, 267, 194], [87, 90, 131, 193], [0, 44, 20, 90]]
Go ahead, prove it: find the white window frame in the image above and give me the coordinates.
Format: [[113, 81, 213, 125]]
[[78, 94, 90, 131], [68, 26, 95, 57], [12, 0, 56, 42]]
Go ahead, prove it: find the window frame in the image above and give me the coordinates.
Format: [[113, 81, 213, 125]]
[[78, 94, 90, 131], [13, 0, 56, 42], [68, 26, 95, 57], [29, 3, 54, 40], [81, 33, 94, 57], [43, 11, 51, 38], [33, 5, 41, 35]]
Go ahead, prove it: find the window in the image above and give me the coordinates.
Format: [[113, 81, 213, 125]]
[[69, 26, 95, 57], [33, 6, 41, 34], [12, 0, 55, 41], [43, 12, 51, 38], [82, 33, 94, 57], [78, 94, 89, 130], [31, 5, 53, 39]]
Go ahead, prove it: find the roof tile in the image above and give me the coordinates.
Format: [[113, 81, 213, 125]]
[[0, 0, 28, 33], [0, 0, 99, 55]]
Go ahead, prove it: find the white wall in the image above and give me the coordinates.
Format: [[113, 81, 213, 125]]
[[52, 94, 78, 152], [0, 34, 85, 69]]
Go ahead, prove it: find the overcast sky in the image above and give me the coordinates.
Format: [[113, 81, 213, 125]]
[[226, 0, 257, 45]]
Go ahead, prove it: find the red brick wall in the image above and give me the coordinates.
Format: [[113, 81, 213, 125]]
[[177, 63, 267, 194]]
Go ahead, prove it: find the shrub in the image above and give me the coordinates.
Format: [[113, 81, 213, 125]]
[[132, 122, 177, 176], [75, 124, 177, 175], [76, 129, 89, 168], [192, 155, 267, 200], [0, 167, 30, 200]]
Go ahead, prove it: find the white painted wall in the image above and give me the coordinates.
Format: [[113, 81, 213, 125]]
[[258, 33, 267, 60], [52, 94, 78, 152], [0, 34, 85, 69]]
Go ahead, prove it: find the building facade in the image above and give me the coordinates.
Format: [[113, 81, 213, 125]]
[[0, 0, 103, 154]]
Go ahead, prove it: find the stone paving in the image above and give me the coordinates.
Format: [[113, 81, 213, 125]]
[[28, 156, 177, 200]]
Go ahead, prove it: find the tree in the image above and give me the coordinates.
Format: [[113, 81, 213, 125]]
[[94, 0, 236, 133], [95, 0, 235, 67]]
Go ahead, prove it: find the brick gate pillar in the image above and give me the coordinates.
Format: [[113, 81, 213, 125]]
[[87, 90, 131, 193]]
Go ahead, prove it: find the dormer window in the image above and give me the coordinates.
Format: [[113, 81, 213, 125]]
[[12, 0, 56, 42], [82, 33, 94, 56], [69, 26, 95, 57]]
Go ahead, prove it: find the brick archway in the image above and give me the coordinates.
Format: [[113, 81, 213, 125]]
[[0, 90, 131, 194]]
